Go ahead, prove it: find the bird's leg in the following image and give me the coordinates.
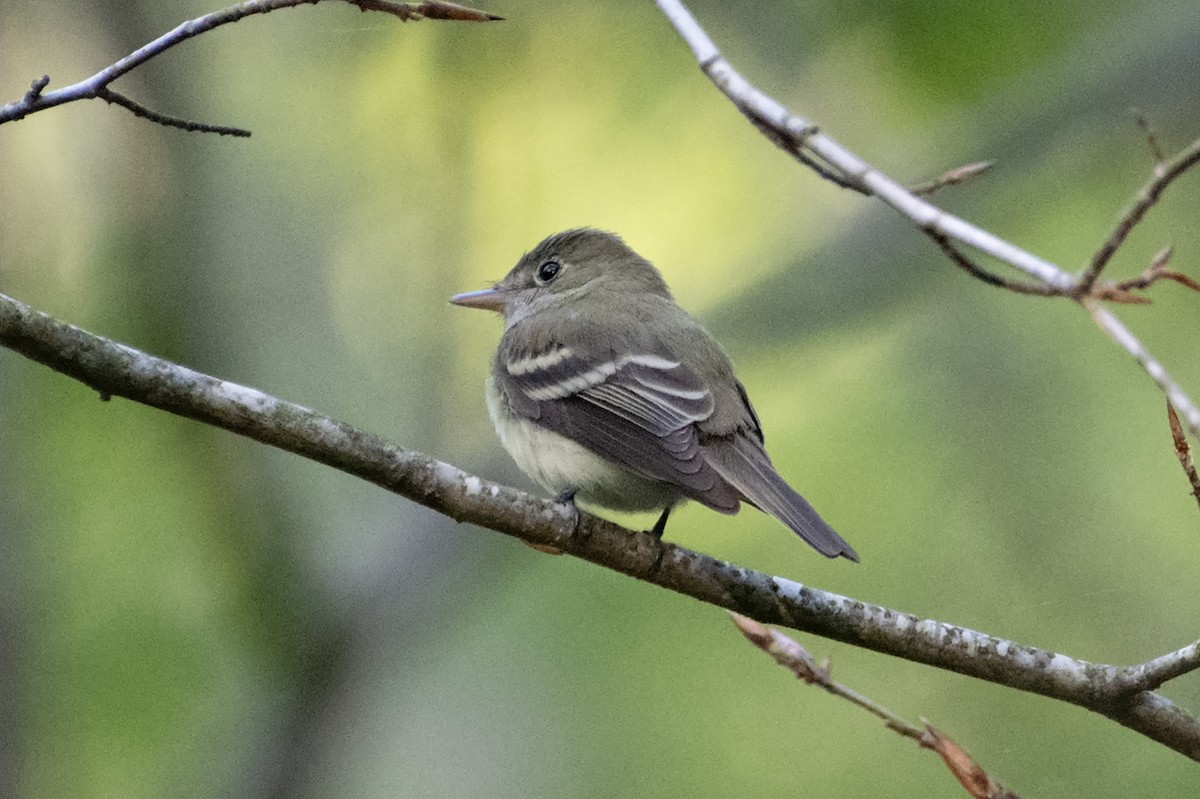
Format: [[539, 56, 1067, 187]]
[[648, 506, 671, 539]]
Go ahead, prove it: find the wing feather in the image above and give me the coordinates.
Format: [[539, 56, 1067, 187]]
[[498, 344, 739, 510], [704, 435, 858, 561]]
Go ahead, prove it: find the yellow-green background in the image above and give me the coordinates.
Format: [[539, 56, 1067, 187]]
[[2, 1, 1199, 796]]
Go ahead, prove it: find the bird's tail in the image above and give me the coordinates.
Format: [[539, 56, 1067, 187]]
[[704, 436, 859, 562]]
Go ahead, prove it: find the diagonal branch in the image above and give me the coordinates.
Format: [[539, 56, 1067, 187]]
[[1079, 131, 1200, 293], [1116, 639, 1200, 694], [653, 0, 1200, 441], [1082, 298, 1200, 436], [731, 615, 1021, 799], [654, 0, 1072, 291], [907, 160, 995, 198], [95, 87, 251, 137], [0, 0, 500, 134], [1, 288, 1198, 760], [1166, 403, 1200, 512]]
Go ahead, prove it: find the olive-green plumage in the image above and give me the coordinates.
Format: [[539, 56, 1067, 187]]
[[451, 228, 858, 561]]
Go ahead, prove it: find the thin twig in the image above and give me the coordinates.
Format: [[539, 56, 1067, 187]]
[[1078, 134, 1200, 294], [95, 87, 251, 137], [656, 0, 1073, 290], [1132, 109, 1168, 167], [925, 230, 1062, 296], [351, 0, 502, 20], [1166, 403, 1200, 512], [0, 0, 500, 134], [1080, 299, 1200, 436], [654, 0, 1200, 441], [22, 75, 50, 105], [1, 288, 1198, 760], [730, 613, 930, 741], [1114, 245, 1175, 293], [731, 615, 1020, 799], [1090, 245, 1200, 303], [908, 161, 994, 197], [1117, 637, 1200, 694]]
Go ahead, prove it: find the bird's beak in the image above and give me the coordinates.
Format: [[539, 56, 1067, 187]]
[[449, 286, 506, 312]]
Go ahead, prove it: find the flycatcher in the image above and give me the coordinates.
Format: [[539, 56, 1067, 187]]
[[451, 228, 858, 561]]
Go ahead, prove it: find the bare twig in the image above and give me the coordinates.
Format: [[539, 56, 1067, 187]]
[[1166, 403, 1200, 512], [1117, 637, 1200, 694], [1133, 109, 1168, 168], [1083, 299, 1200, 437], [1087, 286, 1152, 305], [925, 230, 1062, 297], [1078, 135, 1200, 294], [1114, 245, 1175, 292], [731, 613, 931, 741], [1093, 245, 1200, 302], [1, 288, 1198, 760], [353, 0, 503, 20], [0, 0, 499, 135], [1160, 270, 1200, 292], [922, 725, 1020, 799], [655, 0, 1072, 290], [731, 615, 1020, 799], [22, 75, 50, 105], [654, 0, 1200, 441], [908, 161, 994, 197], [95, 87, 251, 137]]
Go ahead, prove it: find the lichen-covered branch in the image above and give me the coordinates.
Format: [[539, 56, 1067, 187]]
[[1116, 639, 1200, 694], [1, 288, 1197, 759]]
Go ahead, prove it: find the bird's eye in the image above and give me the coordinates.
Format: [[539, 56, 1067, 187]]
[[535, 260, 562, 284]]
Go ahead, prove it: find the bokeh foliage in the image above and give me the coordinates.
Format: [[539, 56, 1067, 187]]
[[2, 1, 1199, 796]]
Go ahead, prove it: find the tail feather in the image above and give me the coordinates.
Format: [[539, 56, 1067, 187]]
[[705, 436, 859, 562]]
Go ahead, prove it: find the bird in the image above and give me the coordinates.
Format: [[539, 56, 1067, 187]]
[[450, 228, 858, 561]]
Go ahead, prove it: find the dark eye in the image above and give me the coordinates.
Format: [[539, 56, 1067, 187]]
[[535, 260, 562, 284]]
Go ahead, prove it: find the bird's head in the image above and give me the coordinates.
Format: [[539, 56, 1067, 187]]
[[450, 228, 672, 327]]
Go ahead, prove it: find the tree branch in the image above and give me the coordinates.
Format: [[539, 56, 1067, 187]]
[[653, 0, 1200, 440], [1082, 298, 1200, 434], [2, 288, 1198, 760], [94, 86, 251, 137], [654, 0, 1072, 290], [907, 160, 994, 198], [1079, 127, 1200, 293], [0, 0, 500, 135], [1166, 403, 1200, 512], [1117, 639, 1200, 694], [731, 615, 1020, 799]]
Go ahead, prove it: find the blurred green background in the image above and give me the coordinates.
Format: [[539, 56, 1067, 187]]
[[2, 1, 1200, 796]]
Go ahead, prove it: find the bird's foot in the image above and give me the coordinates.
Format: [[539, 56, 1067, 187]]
[[556, 488, 582, 534], [647, 507, 671, 539]]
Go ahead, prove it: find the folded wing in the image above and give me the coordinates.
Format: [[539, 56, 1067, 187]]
[[500, 343, 858, 560], [703, 432, 859, 561], [499, 346, 740, 510]]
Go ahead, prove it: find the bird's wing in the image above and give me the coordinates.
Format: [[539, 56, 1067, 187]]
[[702, 424, 859, 561], [497, 344, 741, 510]]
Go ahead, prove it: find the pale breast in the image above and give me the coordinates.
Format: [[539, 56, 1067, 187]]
[[484, 377, 681, 512]]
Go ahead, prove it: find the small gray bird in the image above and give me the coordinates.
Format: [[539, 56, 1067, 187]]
[[450, 228, 858, 561]]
